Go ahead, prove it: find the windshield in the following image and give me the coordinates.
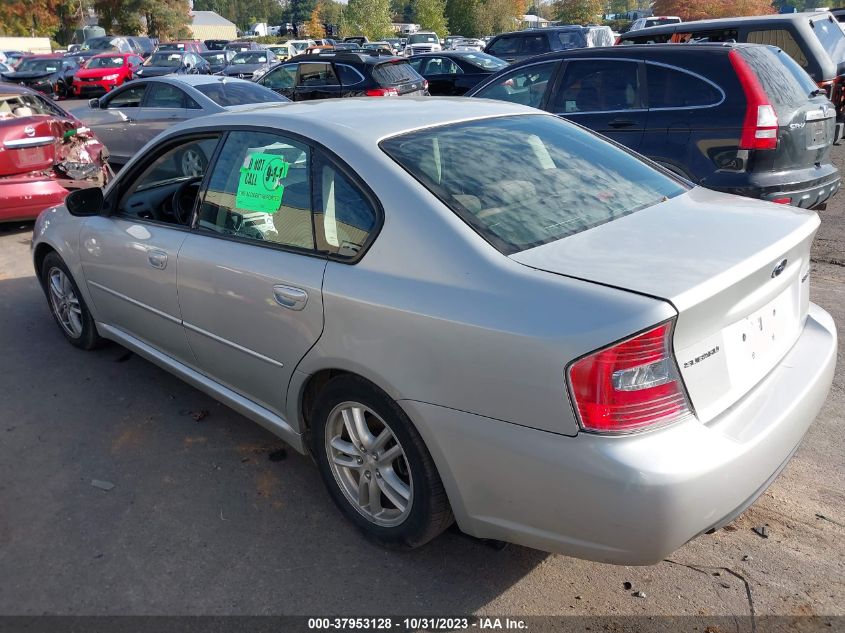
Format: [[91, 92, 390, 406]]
[[646, 17, 681, 26], [409, 33, 439, 44], [15, 59, 60, 73], [461, 52, 507, 70], [381, 115, 686, 254], [202, 52, 228, 64], [145, 52, 184, 67], [195, 81, 288, 106], [291, 41, 310, 52], [86, 56, 125, 69], [231, 52, 268, 64], [81, 37, 115, 51], [158, 43, 187, 51]]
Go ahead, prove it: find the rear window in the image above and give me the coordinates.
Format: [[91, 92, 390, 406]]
[[557, 31, 586, 49], [194, 82, 287, 106], [381, 115, 686, 254], [646, 18, 681, 27], [372, 61, 422, 86], [811, 16, 845, 62], [740, 46, 819, 115]]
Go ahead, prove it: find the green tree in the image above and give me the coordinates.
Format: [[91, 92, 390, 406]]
[[291, 0, 317, 25], [142, 0, 191, 39], [476, 0, 520, 35], [445, 0, 479, 37], [413, 0, 448, 37], [341, 0, 393, 38], [553, 0, 602, 25]]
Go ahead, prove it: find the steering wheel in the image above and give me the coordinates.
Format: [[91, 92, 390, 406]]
[[171, 176, 203, 225]]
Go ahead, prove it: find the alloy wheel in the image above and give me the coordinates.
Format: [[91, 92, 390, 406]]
[[48, 267, 83, 338], [325, 401, 414, 527], [180, 149, 204, 177]]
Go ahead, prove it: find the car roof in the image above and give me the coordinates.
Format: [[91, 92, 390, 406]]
[[167, 97, 545, 148], [625, 11, 831, 35], [140, 74, 256, 87], [288, 51, 404, 64], [506, 42, 753, 64]]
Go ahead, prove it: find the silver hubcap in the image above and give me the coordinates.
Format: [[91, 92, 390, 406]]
[[48, 268, 83, 338], [181, 150, 203, 177], [326, 402, 413, 527]]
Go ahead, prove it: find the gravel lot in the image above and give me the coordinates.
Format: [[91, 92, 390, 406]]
[[0, 132, 843, 621]]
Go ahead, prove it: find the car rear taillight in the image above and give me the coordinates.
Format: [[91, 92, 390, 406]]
[[567, 321, 692, 434], [729, 50, 779, 150], [770, 196, 792, 205], [365, 87, 399, 96]]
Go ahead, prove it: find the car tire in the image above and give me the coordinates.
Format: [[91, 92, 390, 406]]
[[175, 147, 207, 178], [41, 252, 102, 350], [312, 374, 453, 548]]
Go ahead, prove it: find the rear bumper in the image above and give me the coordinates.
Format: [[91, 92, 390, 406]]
[[707, 165, 840, 210], [401, 303, 836, 564], [0, 177, 70, 222]]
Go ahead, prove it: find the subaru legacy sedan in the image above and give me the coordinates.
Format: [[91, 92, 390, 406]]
[[32, 99, 836, 564]]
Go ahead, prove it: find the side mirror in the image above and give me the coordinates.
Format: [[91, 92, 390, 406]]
[[88, 98, 100, 109], [66, 187, 104, 217]]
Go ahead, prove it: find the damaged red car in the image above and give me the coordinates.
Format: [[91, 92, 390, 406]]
[[0, 84, 111, 222]]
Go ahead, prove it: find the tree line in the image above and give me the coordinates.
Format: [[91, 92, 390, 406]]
[[4, 0, 844, 46]]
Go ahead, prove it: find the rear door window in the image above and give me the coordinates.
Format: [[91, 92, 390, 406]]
[[746, 29, 808, 67], [197, 130, 315, 250], [105, 83, 146, 108], [424, 57, 463, 75], [336, 64, 364, 85], [472, 61, 556, 109], [552, 60, 641, 113], [298, 62, 339, 86], [520, 34, 550, 55], [645, 64, 722, 109], [144, 83, 186, 108]]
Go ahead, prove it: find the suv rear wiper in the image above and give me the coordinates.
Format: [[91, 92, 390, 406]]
[[810, 88, 827, 97]]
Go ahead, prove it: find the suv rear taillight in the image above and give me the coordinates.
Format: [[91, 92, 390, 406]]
[[567, 321, 692, 434], [365, 87, 399, 96], [729, 50, 779, 150]]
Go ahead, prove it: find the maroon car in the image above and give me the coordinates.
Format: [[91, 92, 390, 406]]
[[0, 84, 111, 222]]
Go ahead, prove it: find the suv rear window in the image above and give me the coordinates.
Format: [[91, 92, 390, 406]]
[[381, 115, 686, 254], [746, 29, 808, 67], [740, 46, 820, 116], [372, 61, 422, 86], [739, 46, 819, 116], [810, 16, 845, 62]]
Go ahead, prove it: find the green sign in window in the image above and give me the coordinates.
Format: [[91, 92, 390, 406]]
[[235, 153, 291, 213]]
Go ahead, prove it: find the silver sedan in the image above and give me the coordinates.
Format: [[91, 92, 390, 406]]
[[77, 75, 288, 170], [31, 98, 837, 563]]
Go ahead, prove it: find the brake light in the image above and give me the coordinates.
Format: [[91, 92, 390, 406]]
[[365, 87, 399, 96], [567, 321, 692, 433], [770, 196, 792, 204], [729, 50, 779, 150]]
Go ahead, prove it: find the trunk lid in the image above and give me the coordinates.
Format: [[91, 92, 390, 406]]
[[511, 187, 817, 423], [0, 116, 65, 176]]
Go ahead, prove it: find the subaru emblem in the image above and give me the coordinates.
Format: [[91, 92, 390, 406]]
[[771, 258, 788, 278]]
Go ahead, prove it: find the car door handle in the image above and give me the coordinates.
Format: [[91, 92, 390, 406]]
[[273, 285, 308, 311], [608, 118, 637, 129], [147, 250, 167, 269]]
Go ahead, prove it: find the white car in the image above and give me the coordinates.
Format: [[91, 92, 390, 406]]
[[629, 15, 682, 31], [404, 32, 442, 56]]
